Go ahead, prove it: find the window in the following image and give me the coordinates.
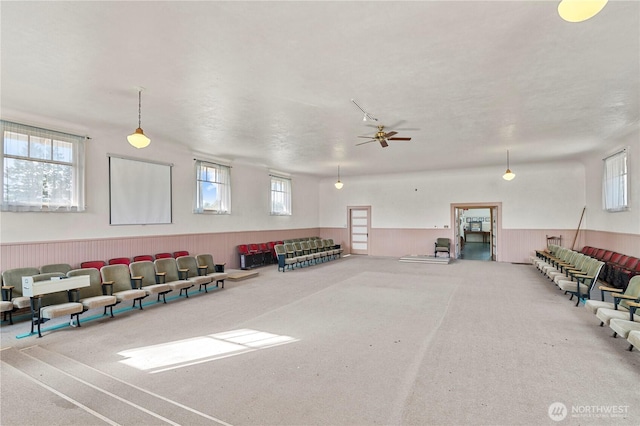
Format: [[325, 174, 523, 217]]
[[1, 120, 85, 212], [195, 160, 231, 214], [602, 149, 629, 212], [270, 175, 291, 215]]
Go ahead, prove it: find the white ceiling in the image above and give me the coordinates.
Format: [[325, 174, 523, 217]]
[[1, 1, 638, 178]]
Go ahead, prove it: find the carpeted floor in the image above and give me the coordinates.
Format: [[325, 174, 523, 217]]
[[1, 256, 639, 425]]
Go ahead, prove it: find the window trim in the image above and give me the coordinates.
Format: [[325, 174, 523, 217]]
[[194, 160, 231, 214], [602, 148, 629, 212], [1, 120, 86, 212], [270, 174, 292, 216]]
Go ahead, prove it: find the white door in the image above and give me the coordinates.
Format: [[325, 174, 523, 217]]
[[350, 207, 370, 255]]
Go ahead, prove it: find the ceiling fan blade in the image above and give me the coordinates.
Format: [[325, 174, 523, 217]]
[[356, 139, 376, 146], [385, 120, 406, 129], [380, 139, 389, 148], [388, 137, 412, 141], [384, 131, 398, 138], [357, 135, 375, 138]]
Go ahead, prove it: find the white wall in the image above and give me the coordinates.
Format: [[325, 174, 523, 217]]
[[319, 162, 586, 231], [582, 127, 640, 234], [0, 117, 320, 244]]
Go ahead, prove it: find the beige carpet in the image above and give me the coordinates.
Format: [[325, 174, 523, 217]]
[[1, 256, 639, 425]]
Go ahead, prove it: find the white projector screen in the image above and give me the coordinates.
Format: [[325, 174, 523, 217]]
[[109, 156, 172, 225]]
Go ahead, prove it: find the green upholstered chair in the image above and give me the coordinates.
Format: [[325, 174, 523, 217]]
[[67, 268, 118, 316], [154, 258, 195, 298], [128, 261, 173, 303], [100, 264, 147, 310], [434, 238, 451, 258]]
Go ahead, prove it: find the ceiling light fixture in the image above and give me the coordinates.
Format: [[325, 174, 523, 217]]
[[334, 165, 344, 189], [127, 88, 151, 149], [503, 150, 516, 181], [558, 0, 608, 23]]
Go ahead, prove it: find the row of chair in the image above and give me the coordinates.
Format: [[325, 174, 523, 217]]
[[237, 242, 280, 269], [274, 240, 343, 272], [580, 246, 640, 290], [236, 237, 332, 270], [532, 245, 640, 351], [1, 254, 227, 336], [585, 276, 640, 351], [79, 251, 191, 270], [533, 245, 605, 306]]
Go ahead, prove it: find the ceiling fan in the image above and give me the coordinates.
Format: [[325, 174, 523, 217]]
[[356, 125, 412, 148]]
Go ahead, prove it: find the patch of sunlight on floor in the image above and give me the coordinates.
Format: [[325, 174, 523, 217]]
[[118, 329, 298, 373]]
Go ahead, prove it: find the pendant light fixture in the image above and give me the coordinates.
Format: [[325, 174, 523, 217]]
[[502, 150, 516, 181], [334, 165, 344, 189], [127, 88, 151, 149], [558, 0, 608, 23]]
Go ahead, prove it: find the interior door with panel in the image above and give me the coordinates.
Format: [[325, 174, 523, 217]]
[[349, 207, 370, 255]]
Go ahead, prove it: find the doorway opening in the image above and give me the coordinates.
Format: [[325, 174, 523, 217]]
[[451, 203, 501, 261]]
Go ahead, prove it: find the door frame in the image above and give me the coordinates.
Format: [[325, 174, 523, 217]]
[[451, 202, 502, 261], [348, 205, 371, 255]]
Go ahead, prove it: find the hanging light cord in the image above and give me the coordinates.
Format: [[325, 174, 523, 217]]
[[137, 90, 142, 128]]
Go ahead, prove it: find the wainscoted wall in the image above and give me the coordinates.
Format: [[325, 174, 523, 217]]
[[584, 230, 640, 258], [319, 227, 609, 264], [3, 227, 637, 272], [0, 228, 320, 271]]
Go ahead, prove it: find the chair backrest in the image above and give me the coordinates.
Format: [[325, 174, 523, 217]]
[[81, 260, 106, 270], [616, 255, 630, 267], [602, 251, 614, 262], [133, 255, 154, 262], [40, 263, 72, 274], [100, 264, 133, 293], [2, 267, 41, 297], [196, 254, 215, 274], [624, 257, 639, 271], [173, 251, 189, 258], [67, 268, 102, 299], [155, 252, 173, 259], [108, 257, 131, 266], [274, 244, 286, 257], [436, 238, 450, 247], [154, 258, 180, 282], [621, 276, 640, 309], [129, 261, 158, 287], [176, 256, 199, 278], [284, 243, 296, 256], [609, 253, 623, 265], [546, 235, 562, 247]]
